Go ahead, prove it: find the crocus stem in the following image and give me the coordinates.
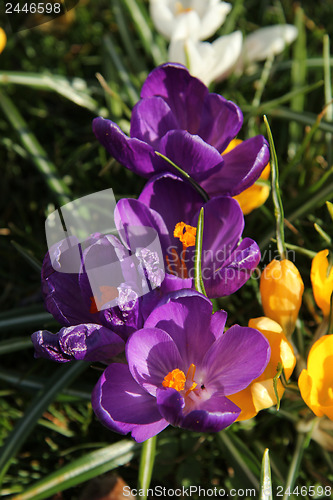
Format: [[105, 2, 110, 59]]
[[137, 435, 157, 500], [194, 207, 207, 297], [155, 151, 209, 202], [263, 115, 286, 260]]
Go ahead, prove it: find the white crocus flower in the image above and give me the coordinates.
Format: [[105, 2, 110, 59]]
[[240, 24, 298, 68], [150, 0, 231, 41], [168, 31, 243, 86]]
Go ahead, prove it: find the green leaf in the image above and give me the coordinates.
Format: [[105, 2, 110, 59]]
[[11, 240, 42, 273], [272, 363, 284, 411], [0, 362, 88, 484], [10, 440, 138, 500], [263, 115, 286, 260], [194, 208, 207, 297], [260, 449, 273, 500], [138, 435, 157, 500]]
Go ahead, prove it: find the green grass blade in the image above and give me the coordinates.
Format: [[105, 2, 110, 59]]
[[323, 34, 332, 165], [121, 0, 166, 66], [194, 208, 207, 297], [0, 337, 33, 355], [10, 440, 138, 500], [0, 311, 52, 332], [0, 90, 71, 206], [138, 435, 157, 500], [0, 72, 100, 113], [0, 361, 88, 484], [264, 115, 286, 259], [260, 449, 273, 500], [11, 240, 42, 273]]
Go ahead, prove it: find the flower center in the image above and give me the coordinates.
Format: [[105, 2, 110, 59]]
[[166, 222, 196, 279], [90, 285, 119, 313], [162, 363, 198, 396], [175, 2, 193, 15]]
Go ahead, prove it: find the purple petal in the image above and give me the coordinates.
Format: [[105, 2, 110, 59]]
[[210, 310, 228, 340], [32, 323, 124, 363], [138, 173, 203, 251], [130, 97, 179, 148], [202, 325, 271, 395], [97, 364, 167, 428], [140, 63, 208, 133], [204, 238, 261, 297], [159, 130, 224, 182], [201, 136, 270, 196], [197, 94, 243, 152], [92, 118, 165, 177], [115, 198, 171, 253], [126, 327, 183, 396], [92, 370, 137, 436], [131, 419, 169, 443], [144, 293, 216, 368], [195, 196, 244, 271], [156, 387, 239, 432]]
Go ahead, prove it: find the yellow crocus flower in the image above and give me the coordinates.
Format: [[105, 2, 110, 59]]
[[298, 335, 333, 420], [228, 317, 296, 420], [310, 249, 333, 318], [260, 259, 304, 337]]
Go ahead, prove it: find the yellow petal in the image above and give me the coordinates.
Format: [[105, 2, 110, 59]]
[[224, 139, 271, 215], [260, 259, 304, 337], [310, 249, 333, 317], [228, 316, 296, 420], [298, 335, 333, 419], [0, 28, 6, 54]]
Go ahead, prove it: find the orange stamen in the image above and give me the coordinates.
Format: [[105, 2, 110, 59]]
[[162, 368, 186, 391], [175, 2, 193, 15], [162, 364, 198, 396], [174, 222, 196, 249], [89, 286, 119, 313]]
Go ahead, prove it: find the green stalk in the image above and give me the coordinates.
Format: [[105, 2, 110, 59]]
[[260, 449, 273, 500], [137, 435, 157, 500], [323, 34, 332, 165], [155, 152, 209, 202], [194, 208, 207, 297], [264, 116, 286, 259]]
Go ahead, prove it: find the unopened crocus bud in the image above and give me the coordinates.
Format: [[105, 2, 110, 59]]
[[0, 28, 6, 54], [228, 317, 296, 420], [310, 249, 333, 318], [298, 335, 333, 420], [260, 259, 304, 337]]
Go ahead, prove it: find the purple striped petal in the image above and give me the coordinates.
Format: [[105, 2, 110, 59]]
[[202, 325, 271, 395], [201, 135, 270, 196], [32, 323, 124, 363]]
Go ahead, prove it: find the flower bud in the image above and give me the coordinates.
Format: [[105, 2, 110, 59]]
[[228, 317, 296, 420], [310, 249, 333, 318], [298, 335, 333, 420], [260, 259, 304, 337]]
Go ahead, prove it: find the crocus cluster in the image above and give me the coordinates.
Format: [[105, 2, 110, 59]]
[[149, 0, 298, 85], [32, 63, 286, 442]]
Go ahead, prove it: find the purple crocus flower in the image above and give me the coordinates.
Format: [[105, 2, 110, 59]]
[[32, 232, 190, 363], [115, 173, 261, 297], [92, 291, 270, 442], [93, 63, 269, 198]]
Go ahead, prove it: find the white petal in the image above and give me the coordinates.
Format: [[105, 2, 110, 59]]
[[208, 30, 243, 81], [172, 11, 201, 40], [149, 0, 176, 40], [199, 2, 232, 40], [243, 24, 298, 63]]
